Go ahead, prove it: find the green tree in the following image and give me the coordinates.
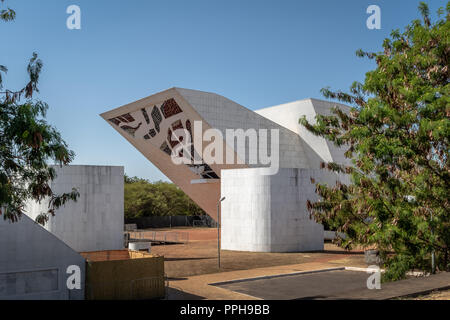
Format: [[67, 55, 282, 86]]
[[300, 2, 449, 280], [124, 175, 205, 219], [1, 1, 79, 224]]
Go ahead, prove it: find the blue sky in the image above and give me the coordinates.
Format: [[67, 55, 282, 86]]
[[1, 0, 446, 181]]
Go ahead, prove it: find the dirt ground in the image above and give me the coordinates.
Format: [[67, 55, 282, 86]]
[[146, 227, 366, 278]]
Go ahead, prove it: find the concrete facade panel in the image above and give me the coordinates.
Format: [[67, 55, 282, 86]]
[[221, 168, 346, 252], [0, 215, 85, 300], [25, 165, 124, 253]]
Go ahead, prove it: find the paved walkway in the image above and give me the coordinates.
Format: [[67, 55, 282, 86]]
[[323, 272, 450, 300], [155, 241, 366, 278], [158, 228, 449, 300], [166, 265, 450, 300], [166, 262, 355, 300], [217, 270, 369, 300]]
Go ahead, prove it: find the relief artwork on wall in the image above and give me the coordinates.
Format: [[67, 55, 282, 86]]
[[108, 98, 219, 180]]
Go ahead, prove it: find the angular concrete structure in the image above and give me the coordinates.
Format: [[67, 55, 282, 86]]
[[0, 215, 85, 300], [255, 98, 351, 166], [101, 88, 350, 252], [25, 165, 124, 253]]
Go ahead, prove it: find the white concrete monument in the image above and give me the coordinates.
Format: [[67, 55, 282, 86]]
[[101, 88, 350, 252]]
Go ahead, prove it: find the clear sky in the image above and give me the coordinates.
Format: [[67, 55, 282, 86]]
[[1, 0, 446, 181]]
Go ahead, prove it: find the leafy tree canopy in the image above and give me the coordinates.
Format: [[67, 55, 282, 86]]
[[124, 175, 205, 219], [300, 2, 450, 280], [1, 1, 78, 224]]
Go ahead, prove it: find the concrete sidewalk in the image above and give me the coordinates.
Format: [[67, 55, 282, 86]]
[[321, 272, 450, 300], [166, 265, 450, 300], [166, 262, 344, 300]]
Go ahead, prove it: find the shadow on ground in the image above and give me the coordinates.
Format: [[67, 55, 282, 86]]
[[166, 287, 205, 300]]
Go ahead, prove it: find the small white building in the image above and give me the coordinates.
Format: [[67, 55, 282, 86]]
[[25, 165, 124, 253]]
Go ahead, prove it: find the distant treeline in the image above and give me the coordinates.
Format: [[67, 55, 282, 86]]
[[124, 175, 205, 219]]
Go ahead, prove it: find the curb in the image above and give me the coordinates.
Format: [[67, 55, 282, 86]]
[[345, 266, 383, 273], [209, 267, 346, 286], [393, 284, 450, 299]]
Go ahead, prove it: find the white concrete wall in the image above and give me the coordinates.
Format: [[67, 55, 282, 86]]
[[0, 215, 85, 300], [255, 98, 352, 166], [176, 88, 322, 169], [25, 165, 124, 253], [221, 168, 346, 252]]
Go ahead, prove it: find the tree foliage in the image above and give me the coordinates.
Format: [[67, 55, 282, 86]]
[[300, 2, 450, 280], [0, 1, 79, 224], [124, 175, 205, 219], [0, 0, 15, 23]]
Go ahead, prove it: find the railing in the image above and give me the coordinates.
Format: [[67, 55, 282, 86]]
[[128, 230, 189, 244]]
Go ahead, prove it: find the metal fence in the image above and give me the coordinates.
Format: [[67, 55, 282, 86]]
[[193, 215, 217, 228], [128, 230, 189, 244], [125, 215, 216, 229]]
